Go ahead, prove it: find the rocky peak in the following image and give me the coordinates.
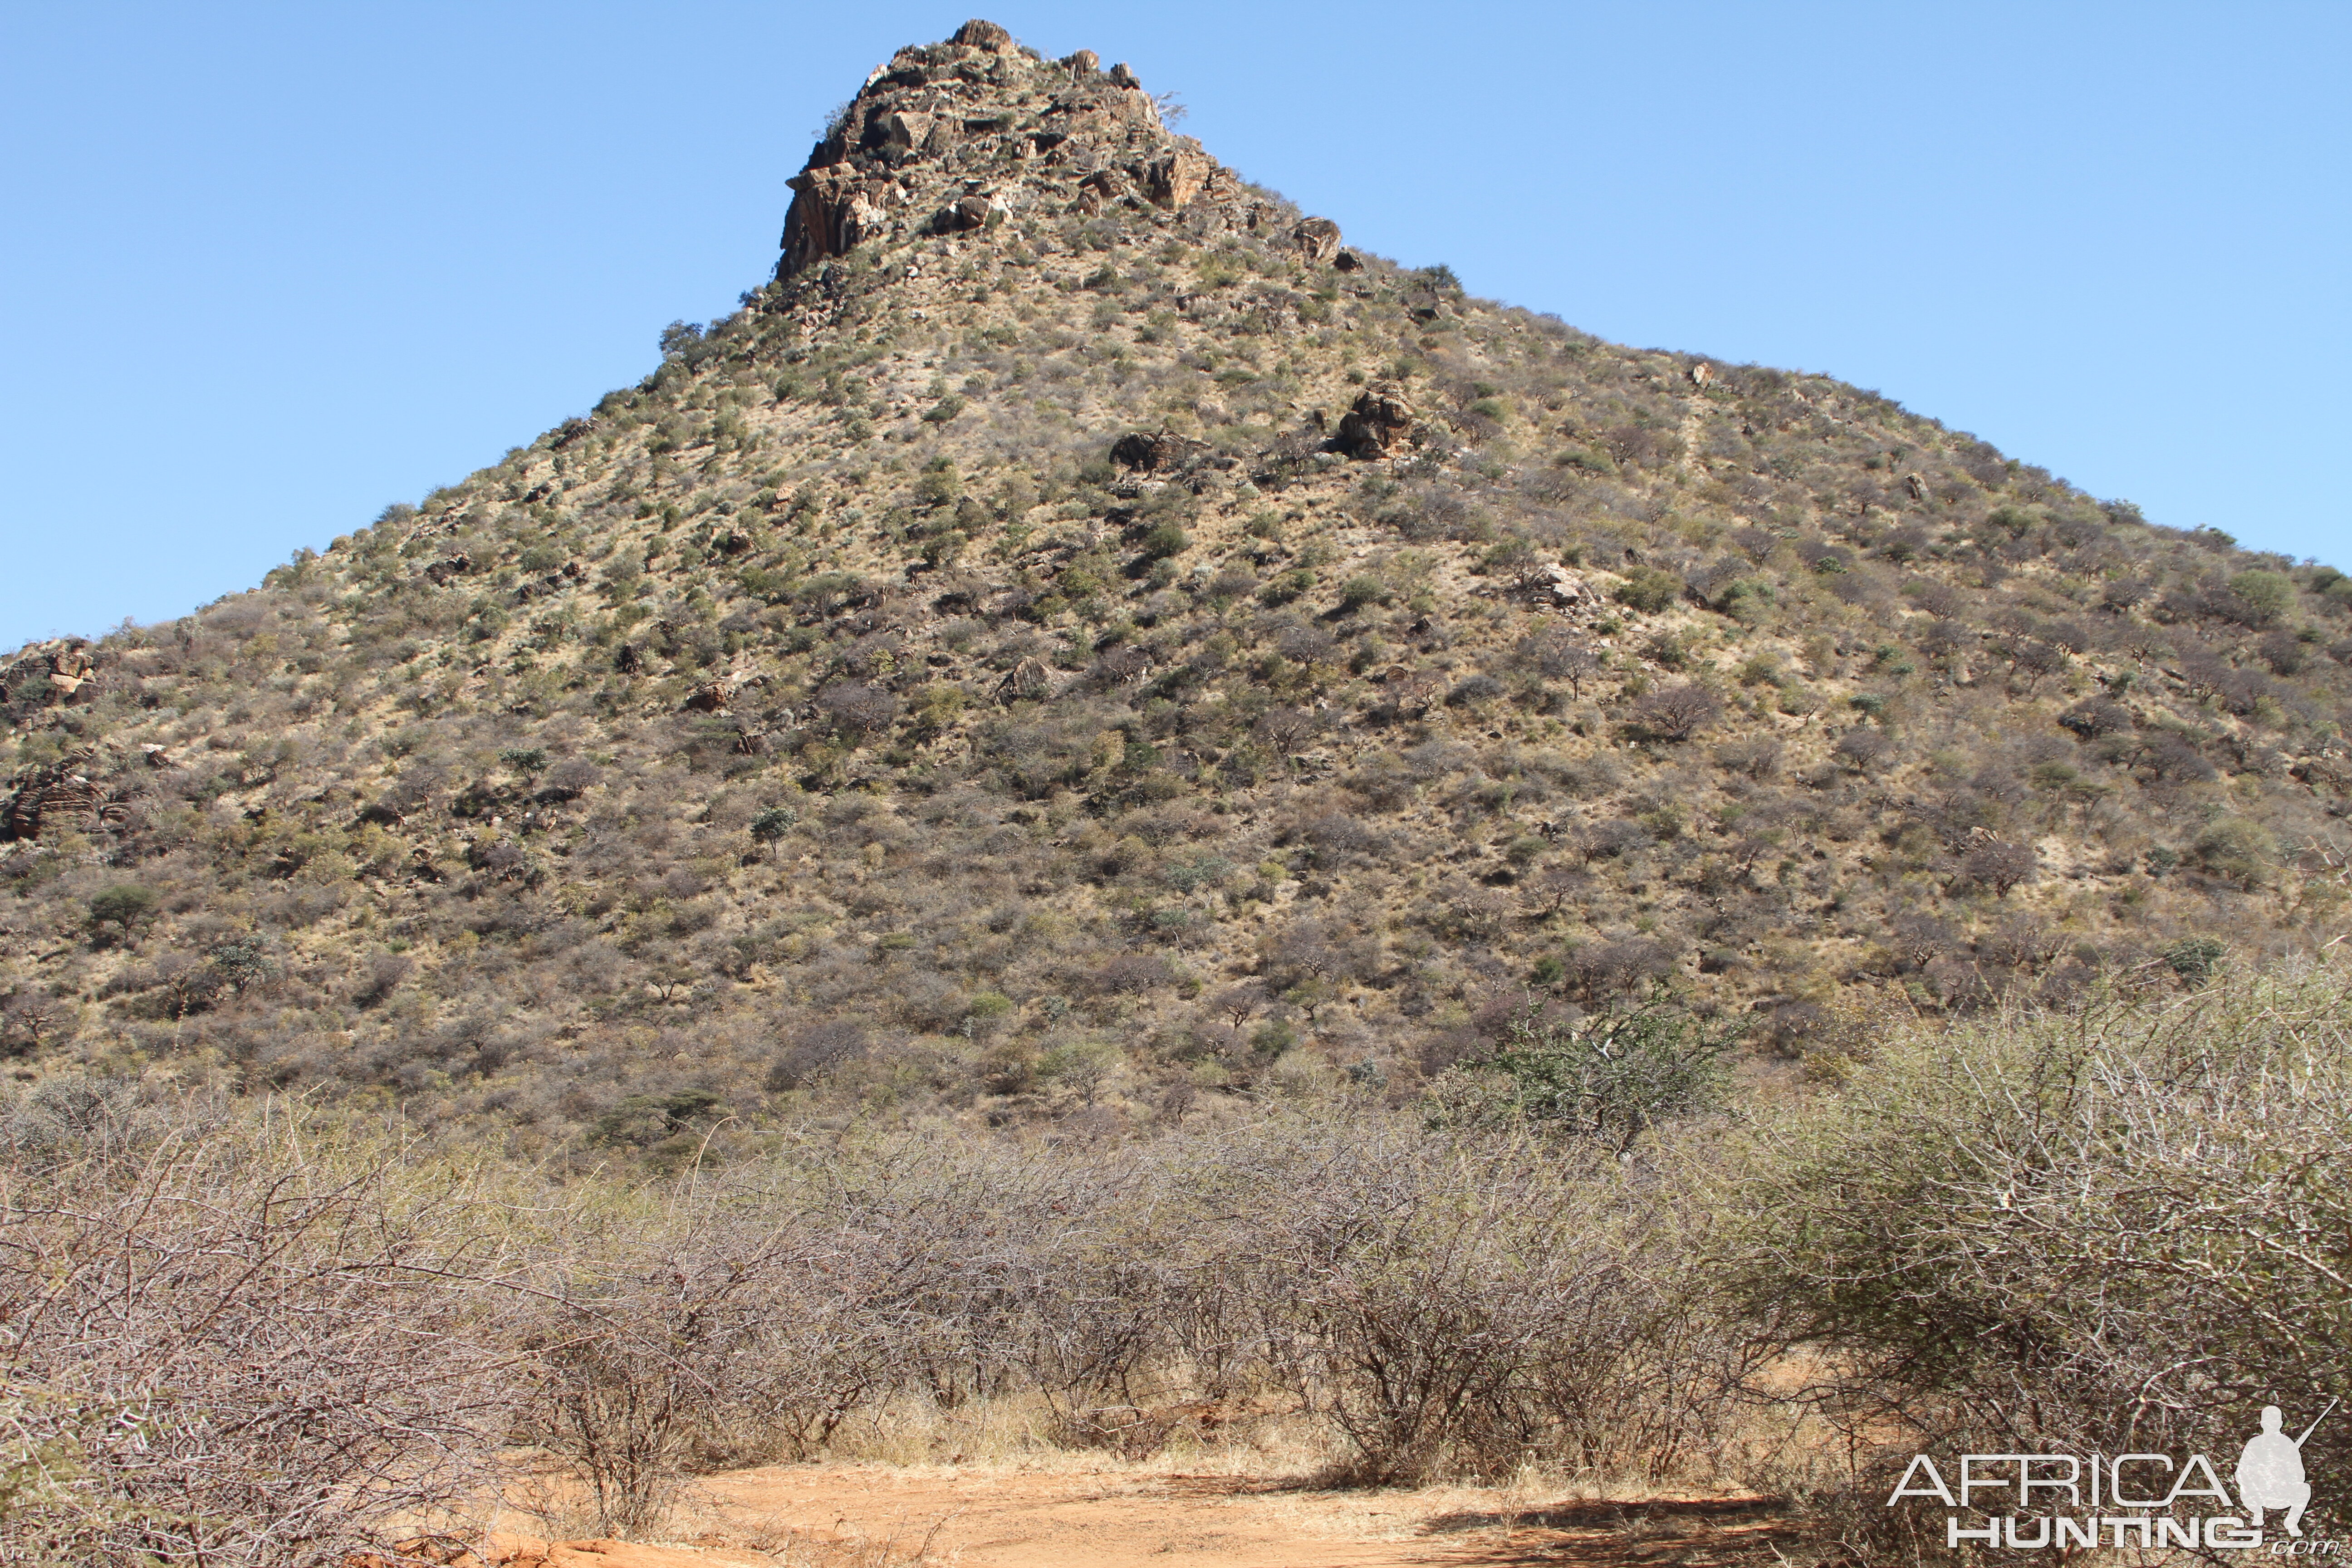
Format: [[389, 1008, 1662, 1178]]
[[775, 20, 1342, 282]]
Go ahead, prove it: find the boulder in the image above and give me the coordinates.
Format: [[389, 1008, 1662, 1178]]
[[1336, 384, 1417, 459], [1064, 48, 1099, 75], [1333, 249, 1363, 272], [1903, 471, 1928, 502], [1689, 362, 1713, 388], [422, 554, 473, 586], [1538, 564, 1594, 607], [941, 192, 996, 232], [951, 18, 1014, 51], [881, 109, 932, 150], [1110, 430, 1209, 472], [1290, 217, 1342, 262], [998, 657, 1053, 701], [1108, 61, 1140, 88]]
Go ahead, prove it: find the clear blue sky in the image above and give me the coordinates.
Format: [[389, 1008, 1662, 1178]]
[[4, 2, 2346, 648]]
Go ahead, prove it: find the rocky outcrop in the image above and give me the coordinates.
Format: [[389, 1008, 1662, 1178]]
[[2, 757, 118, 840], [682, 671, 763, 713], [1110, 430, 1209, 472], [951, 17, 1013, 50], [773, 20, 1277, 280], [1337, 384, 1418, 459], [1139, 147, 1211, 210], [0, 641, 98, 714]]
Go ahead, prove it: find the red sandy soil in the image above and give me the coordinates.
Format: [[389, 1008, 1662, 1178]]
[[684, 1460, 1813, 1566]]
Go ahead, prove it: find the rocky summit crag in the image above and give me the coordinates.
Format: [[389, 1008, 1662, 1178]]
[[4, 22, 2349, 1161]]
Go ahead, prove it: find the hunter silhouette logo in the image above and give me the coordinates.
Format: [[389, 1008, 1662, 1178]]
[[2240, 1400, 2333, 1537], [1886, 1398, 2337, 1551]]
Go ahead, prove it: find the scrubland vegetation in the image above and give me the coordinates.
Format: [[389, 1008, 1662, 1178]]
[[5, 21, 2351, 1562], [4, 961, 2347, 1562]]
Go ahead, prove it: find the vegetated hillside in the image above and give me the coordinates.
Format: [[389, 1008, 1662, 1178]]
[[3, 19, 2348, 1162]]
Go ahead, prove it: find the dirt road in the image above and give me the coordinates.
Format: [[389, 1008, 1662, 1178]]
[[689, 1462, 1808, 1567]]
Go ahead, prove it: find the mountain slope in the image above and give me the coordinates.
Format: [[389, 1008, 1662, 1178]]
[[5, 20, 2349, 1158]]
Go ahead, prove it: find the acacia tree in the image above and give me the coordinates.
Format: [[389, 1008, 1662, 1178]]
[[1631, 682, 1722, 741], [1459, 997, 1734, 1155], [1960, 839, 2037, 898], [1519, 628, 1600, 697]]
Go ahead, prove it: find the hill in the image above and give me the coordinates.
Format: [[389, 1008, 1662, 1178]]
[[4, 18, 2349, 1162]]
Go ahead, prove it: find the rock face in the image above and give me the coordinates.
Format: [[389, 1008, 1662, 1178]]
[[1139, 147, 1211, 210], [2, 757, 112, 840], [781, 164, 892, 275], [1337, 383, 1418, 459], [774, 20, 1272, 280]]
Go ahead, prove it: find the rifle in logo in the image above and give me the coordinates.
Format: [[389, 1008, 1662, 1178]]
[[2239, 1398, 2335, 1538]]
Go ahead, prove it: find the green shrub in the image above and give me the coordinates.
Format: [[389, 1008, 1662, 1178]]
[[1443, 999, 1732, 1153], [2162, 936, 2226, 986], [2193, 816, 2277, 886], [1614, 567, 1681, 614], [1259, 568, 1313, 606], [1720, 962, 2352, 1512], [2228, 569, 2295, 627]]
